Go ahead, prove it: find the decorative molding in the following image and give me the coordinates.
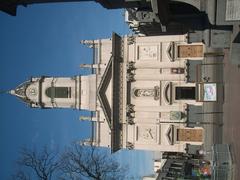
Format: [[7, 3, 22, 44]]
[[163, 82, 172, 105], [166, 125, 174, 145], [167, 42, 175, 62], [127, 36, 135, 45]]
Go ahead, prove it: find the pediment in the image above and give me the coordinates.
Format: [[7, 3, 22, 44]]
[[97, 33, 123, 153], [97, 57, 113, 127], [166, 125, 174, 145]]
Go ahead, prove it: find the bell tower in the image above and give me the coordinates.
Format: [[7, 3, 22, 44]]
[[9, 75, 96, 111]]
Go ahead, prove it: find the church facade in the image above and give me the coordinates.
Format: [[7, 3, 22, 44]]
[[10, 33, 206, 153]]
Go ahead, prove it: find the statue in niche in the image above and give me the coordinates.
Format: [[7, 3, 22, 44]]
[[134, 88, 155, 97], [133, 86, 160, 100]]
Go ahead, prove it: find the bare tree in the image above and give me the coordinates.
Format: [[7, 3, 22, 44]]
[[13, 144, 127, 180], [60, 144, 127, 180], [15, 146, 61, 180], [11, 170, 31, 180]]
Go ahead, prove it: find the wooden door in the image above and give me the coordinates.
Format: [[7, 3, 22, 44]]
[[177, 129, 203, 142], [178, 45, 203, 58]]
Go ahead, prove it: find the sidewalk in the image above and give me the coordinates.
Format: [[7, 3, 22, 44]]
[[201, 51, 224, 161], [222, 48, 240, 180]]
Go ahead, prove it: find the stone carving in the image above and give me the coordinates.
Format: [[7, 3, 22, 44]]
[[138, 45, 158, 60], [80, 40, 94, 48], [126, 104, 135, 125], [126, 104, 135, 113], [126, 116, 134, 125], [127, 36, 135, 45], [133, 86, 160, 100], [126, 61, 135, 71], [170, 111, 182, 120], [126, 72, 135, 82], [134, 88, 154, 97], [126, 142, 134, 150], [26, 87, 37, 97]]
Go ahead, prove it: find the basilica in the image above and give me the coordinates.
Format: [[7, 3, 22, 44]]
[[10, 33, 212, 153]]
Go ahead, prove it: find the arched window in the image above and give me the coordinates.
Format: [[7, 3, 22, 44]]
[[45, 87, 71, 98]]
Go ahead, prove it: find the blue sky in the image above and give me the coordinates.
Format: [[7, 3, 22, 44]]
[[0, 2, 153, 179]]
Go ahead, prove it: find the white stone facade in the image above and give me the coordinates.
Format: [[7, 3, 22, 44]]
[[10, 33, 205, 153]]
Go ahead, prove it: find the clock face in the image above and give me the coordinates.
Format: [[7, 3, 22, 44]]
[[138, 126, 157, 141], [26, 87, 38, 97], [30, 88, 37, 95]]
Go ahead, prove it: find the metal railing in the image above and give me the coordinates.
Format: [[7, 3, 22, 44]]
[[211, 144, 233, 180]]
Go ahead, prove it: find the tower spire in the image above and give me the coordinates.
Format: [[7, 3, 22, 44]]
[[7, 75, 97, 110]]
